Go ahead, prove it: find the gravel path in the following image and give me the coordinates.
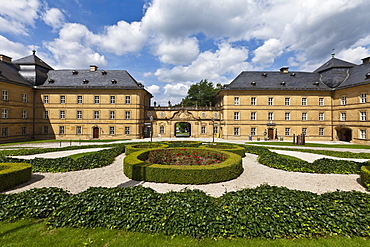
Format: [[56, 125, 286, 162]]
[[5, 149, 368, 197]]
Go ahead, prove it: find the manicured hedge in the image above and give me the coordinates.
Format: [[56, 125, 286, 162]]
[[201, 143, 246, 157], [361, 166, 370, 188], [162, 141, 202, 147], [124, 148, 243, 184], [0, 163, 32, 192], [125, 143, 168, 155]]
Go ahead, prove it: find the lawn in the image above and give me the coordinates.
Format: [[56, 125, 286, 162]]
[[0, 220, 368, 247], [246, 141, 370, 149]]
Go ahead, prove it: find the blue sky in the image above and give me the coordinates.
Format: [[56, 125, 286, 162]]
[[2, 0, 370, 105]]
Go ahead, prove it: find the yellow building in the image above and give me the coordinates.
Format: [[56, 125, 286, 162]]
[[0, 52, 370, 144]]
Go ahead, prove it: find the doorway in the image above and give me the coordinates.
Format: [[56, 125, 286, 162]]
[[93, 127, 99, 139], [175, 122, 191, 137], [268, 128, 274, 140], [337, 128, 352, 142]]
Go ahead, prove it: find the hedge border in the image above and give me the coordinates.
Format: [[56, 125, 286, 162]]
[[0, 163, 32, 192], [125, 143, 168, 155], [361, 166, 370, 188], [201, 143, 246, 157], [124, 148, 243, 184], [161, 141, 202, 147]]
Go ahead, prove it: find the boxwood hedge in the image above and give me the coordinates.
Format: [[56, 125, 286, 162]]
[[124, 148, 243, 184], [201, 143, 246, 157], [361, 166, 370, 188], [161, 141, 202, 147], [125, 143, 168, 155], [0, 163, 32, 192]]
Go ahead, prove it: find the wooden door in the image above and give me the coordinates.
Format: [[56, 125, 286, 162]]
[[268, 128, 274, 140], [93, 127, 99, 139]]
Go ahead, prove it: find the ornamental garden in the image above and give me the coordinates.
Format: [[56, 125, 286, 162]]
[[0, 140, 370, 241]]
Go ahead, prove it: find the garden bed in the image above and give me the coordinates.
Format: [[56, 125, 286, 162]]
[[0, 163, 32, 192]]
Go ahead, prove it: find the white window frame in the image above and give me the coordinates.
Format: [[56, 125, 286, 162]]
[[302, 112, 307, 121], [319, 113, 324, 121], [77, 111, 82, 119], [60, 110, 65, 119], [360, 93, 367, 103], [94, 111, 100, 119], [285, 112, 290, 121], [125, 96, 131, 104], [110, 111, 115, 119], [234, 97, 240, 105], [2, 90, 9, 101], [360, 129, 366, 139], [60, 95, 66, 104], [201, 126, 206, 134], [251, 127, 256, 136], [340, 96, 346, 105], [2, 127, 8, 137], [94, 96, 100, 104], [268, 97, 273, 106], [268, 112, 273, 121], [319, 128, 324, 136], [2, 109, 8, 119], [125, 127, 130, 135], [340, 112, 346, 121], [251, 112, 256, 121], [110, 96, 116, 104], [234, 127, 240, 136], [285, 98, 290, 106], [301, 98, 307, 106], [22, 94, 28, 103], [109, 126, 115, 135], [76, 126, 82, 135], [77, 95, 83, 104], [160, 126, 165, 134], [285, 128, 290, 136], [251, 97, 256, 106], [44, 95, 49, 104], [125, 111, 131, 120], [234, 112, 240, 120], [360, 111, 367, 121], [59, 126, 65, 135], [43, 111, 48, 119], [22, 110, 27, 119], [302, 128, 307, 136], [213, 126, 218, 134], [319, 98, 324, 106]]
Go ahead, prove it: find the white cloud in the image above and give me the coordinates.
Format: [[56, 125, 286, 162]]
[[0, 35, 30, 58], [163, 83, 190, 97], [0, 0, 40, 35], [147, 84, 161, 95], [336, 47, 370, 64], [42, 8, 65, 30], [252, 38, 284, 65]]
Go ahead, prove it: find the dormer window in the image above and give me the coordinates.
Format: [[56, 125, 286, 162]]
[[262, 73, 267, 77], [48, 79, 54, 84], [101, 71, 107, 75], [366, 72, 370, 79], [313, 81, 319, 86], [290, 73, 296, 76], [280, 81, 286, 86], [111, 79, 117, 84], [251, 81, 256, 86], [72, 70, 78, 75], [83, 79, 89, 84]]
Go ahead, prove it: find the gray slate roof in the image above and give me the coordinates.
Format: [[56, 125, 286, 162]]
[[314, 57, 355, 73], [0, 61, 31, 87], [13, 54, 53, 70], [337, 61, 370, 89]]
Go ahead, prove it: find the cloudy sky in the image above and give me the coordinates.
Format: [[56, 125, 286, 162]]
[[2, 0, 370, 105]]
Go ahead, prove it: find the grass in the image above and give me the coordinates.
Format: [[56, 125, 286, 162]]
[[67, 151, 96, 161], [246, 142, 370, 149], [0, 219, 368, 247], [0, 139, 130, 147]]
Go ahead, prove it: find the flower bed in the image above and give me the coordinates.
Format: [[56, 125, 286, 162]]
[[0, 163, 32, 192], [125, 143, 168, 155], [124, 148, 243, 184], [201, 143, 246, 157]]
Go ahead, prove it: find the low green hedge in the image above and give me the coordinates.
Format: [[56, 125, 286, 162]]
[[161, 141, 202, 147], [125, 143, 168, 155], [124, 148, 243, 184], [0, 163, 32, 192], [201, 143, 246, 157], [361, 166, 370, 188]]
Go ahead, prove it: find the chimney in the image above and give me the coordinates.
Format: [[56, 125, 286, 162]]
[[280, 67, 289, 73], [90, 65, 98, 72], [0, 54, 12, 64], [362, 57, 370, 64]]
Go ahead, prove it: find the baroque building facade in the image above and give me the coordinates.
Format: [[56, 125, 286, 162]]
[[0, 52, 370, 144]]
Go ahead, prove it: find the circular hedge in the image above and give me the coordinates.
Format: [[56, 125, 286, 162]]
[[201, 143, 246, 157], [161, 141, 202, 147], [125, 143, 168, 155], [0, 163, 32, 192], [123, 148, 243, 184]]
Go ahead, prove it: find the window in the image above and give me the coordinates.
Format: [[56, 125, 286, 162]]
[[319, 128, 324, 136], [360, 93, 367, 103], [285, 128, 290, 136], [22, 94, 28, 103], [319, 98, 324, 106], [340, 112, 346, 121], [21, 127, 27, 135], [319, 113, 324, 121], [22, 110, 27, 119], [214, 112, 218, 118], [60, 110, 65, 119], [43, 111, 48, 119], [76, 126, 82, 135], [285, 98, 290, 106], [60, 95, 65, 104], [285, 112, 290, 121], [2, 127, 8, 137], [201, 126, 206, 134], [251, 112, 256, 121], [2, 109, 8, 119], [160, 112, 165, 118], [43, 95, 49, 104], [109, 127, 115, 135], [43, 126, 48, 135], [234, 127, 240, 136], [125, 127, 130, 135], [125, 96, 131, 104], [234, 97, 240, 105], [160, 126, 165, 134], [251, 97, 256, 105], [251, 127, 256, 136], [340, 96, 346, 105], [268, 97, 273, 106], [213, 126, 218, 134], [77, 111, 82, 119], [201, 112, 206, 118], [234, 112, 240, 120], [110, 111, 115, 119], [59, 126, 65, 135], [302, 128, 307, 136], [94, 111, 100, 119], [360, 129, 366, 139], [268, 112, 273, 121], [125, 111, 131, 120], [2, 90, 8, 101], [360, 111, 367, 121], [77, 95, 83, 104], [302, 98, 307, 106], [110, 96, 116, 104], [302, 112, 307, 121], [94, 96, 100, 104]]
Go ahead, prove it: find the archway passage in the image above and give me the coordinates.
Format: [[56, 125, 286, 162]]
[[175, 122, 191, 137], [337, 128, 352, 142], [93, 127, 99, 139]]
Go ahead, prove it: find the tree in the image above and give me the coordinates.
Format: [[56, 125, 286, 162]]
[[181, 79, 221, 107]]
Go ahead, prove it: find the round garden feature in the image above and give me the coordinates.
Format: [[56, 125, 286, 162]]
[[161, 141, 202, 147], [201, 143, 246, 157], [125, 143, 168, 155], [124, 147, 243, 184]]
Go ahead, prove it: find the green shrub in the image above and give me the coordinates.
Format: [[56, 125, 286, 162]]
[[125, 143, 168, 155], [124, 148, 243, 184], [0, 163, 32, 192], [360, 166, 370, 188], [201, 143, 246, 157], [161, 141, 202, 147]]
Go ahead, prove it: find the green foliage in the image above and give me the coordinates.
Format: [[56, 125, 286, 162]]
[[0, 163, 32, 192], [124, 148, 243, 184], [0, 145, 125, 172], [162, 141, 202, 147], [181, 79, 221, 107], [125, 143, 168, 155], [201, 143, 246, 157], [360, 166, 370, 188]]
